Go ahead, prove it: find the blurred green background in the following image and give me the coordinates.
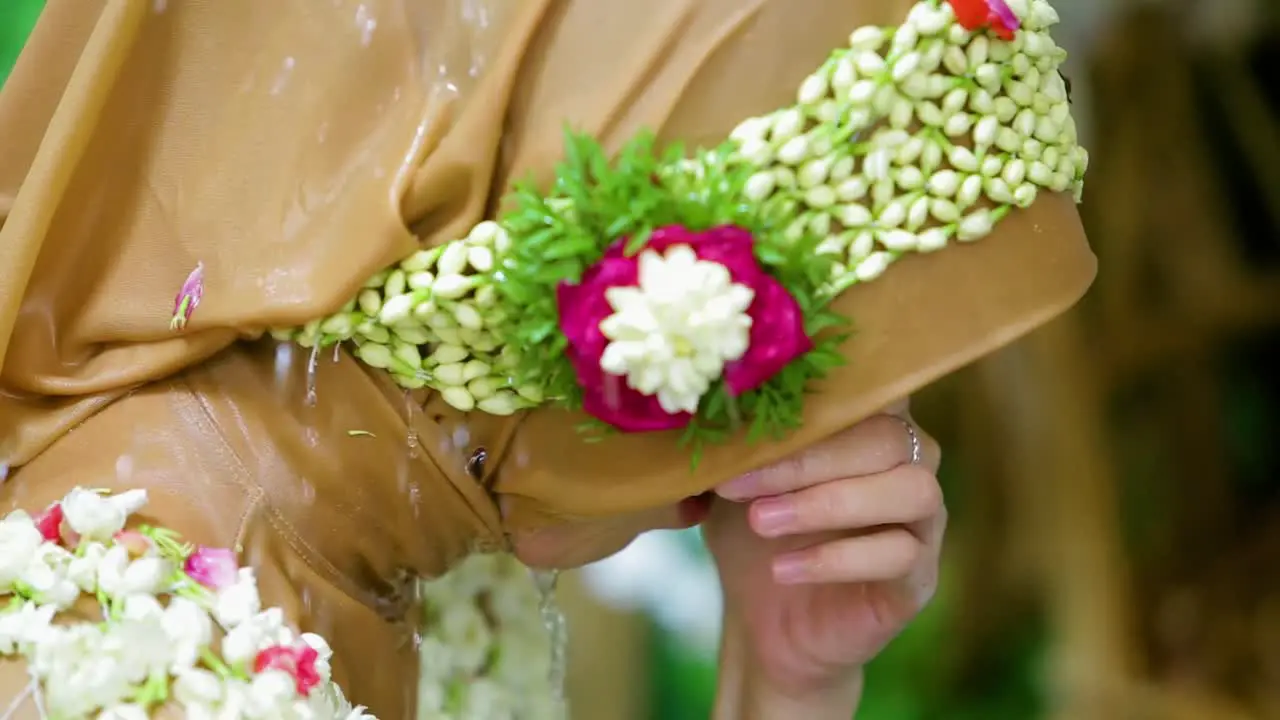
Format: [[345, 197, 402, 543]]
[[4, 3, 1278, 719], [0, 0, 40, 88]]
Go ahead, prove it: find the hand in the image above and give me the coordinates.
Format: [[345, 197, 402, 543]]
[[703, 401, 945, 703]]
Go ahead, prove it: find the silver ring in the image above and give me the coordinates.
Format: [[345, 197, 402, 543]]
[[899, 417, 923, 465]]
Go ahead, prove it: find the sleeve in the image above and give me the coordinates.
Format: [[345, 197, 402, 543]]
[[481, 0, 1096, 528]]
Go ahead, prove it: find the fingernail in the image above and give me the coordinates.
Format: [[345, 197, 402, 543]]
[[752, 498, 796, 537], [772, 554, 810, 585], [716, 472, 759, 500]]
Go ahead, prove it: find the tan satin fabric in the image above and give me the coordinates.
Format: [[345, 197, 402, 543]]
[[0, 0, 1096, 716]]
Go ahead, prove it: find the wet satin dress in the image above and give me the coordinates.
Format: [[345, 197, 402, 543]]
[[0, 0, 1095, 717]]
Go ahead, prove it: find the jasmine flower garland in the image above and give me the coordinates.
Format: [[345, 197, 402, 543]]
[[266, 0, 1086, 460], [0, 489, 371, 720]]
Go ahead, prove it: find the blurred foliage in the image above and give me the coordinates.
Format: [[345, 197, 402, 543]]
[[0, 0, 41, 87]]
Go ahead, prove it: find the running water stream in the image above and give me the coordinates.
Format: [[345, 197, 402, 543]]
[[531, 569, 569, 701]]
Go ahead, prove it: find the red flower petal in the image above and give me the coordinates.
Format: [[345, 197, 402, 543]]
[[723, 273, 813, 395], [254, 644, 323, 696], [946, 0, 991, 29], [34, 504, 64, 543]]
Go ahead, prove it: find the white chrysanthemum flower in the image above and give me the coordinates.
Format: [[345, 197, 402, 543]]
[[599, 244, 755, 414]]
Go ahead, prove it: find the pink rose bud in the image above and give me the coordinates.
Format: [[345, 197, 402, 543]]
[[184, 546, 239, 590]]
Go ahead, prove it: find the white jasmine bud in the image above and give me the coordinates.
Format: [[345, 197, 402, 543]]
[[777, 135, 810, 165], [927, 169, 961, 197], [957, 210, 995, 241], [943, 112, 973, 137], [798, 73, 829, 104], [917, 227, 950, 252], [771, 108, 805, 142], [931, 197, 961, 223], [880, 229, 917, 251], [849, 26, 886, 52], [1013, 183, 1038, 207], [1002, 159, 1027, 186], [838, 203, 873, 227], [855, 251, 893, 281], [878, 200, 908, 228], [956, 174, 983, 207], [744, 172, 776, 202]]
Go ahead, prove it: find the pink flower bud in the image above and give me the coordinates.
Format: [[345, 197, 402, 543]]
[[184, 546, 239, 590], [170, 262, 205, 331], [114, 529, 153, 557]]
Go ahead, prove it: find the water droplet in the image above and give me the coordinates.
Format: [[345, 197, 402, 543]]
[[115, 455, 134, 482], [451, 425, 470, 450], [404, 392, 419, 458], [355, 5, 378, 46], [274, 343, 294, 389], [305, 345, 321, 407], [270, 56, 296, 96]]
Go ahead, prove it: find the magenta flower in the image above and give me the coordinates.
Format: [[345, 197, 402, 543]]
[[184, 546, 239, 590], [170, 262, 205, 331], [556, 225, 812, 432]]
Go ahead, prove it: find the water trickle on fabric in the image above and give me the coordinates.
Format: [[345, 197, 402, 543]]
[[305, 344, 322, 407], [531, 569, 569, 700], [404, 391, 420, 459]]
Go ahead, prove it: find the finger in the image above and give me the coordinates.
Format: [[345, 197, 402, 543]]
[[716, 414, 923, 500], [900, 502, 948, 609], [748, 464, 943, 538], [771, 526, 922, 585]]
